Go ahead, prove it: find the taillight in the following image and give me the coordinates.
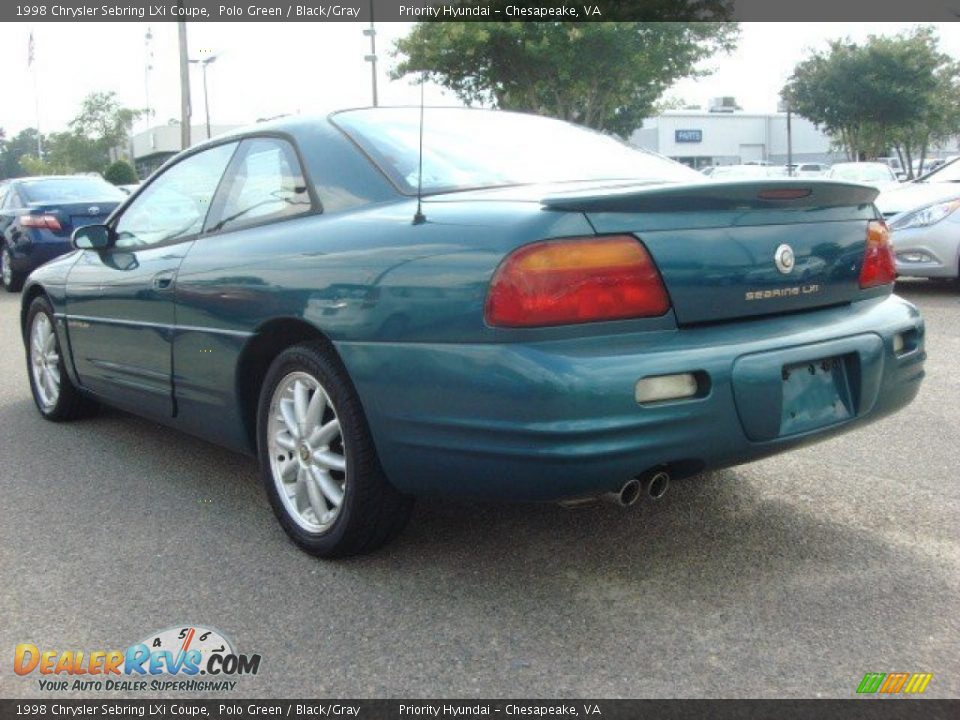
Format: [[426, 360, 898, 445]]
[[859, 220, 896, 288], [20, 214, 62, 231], [485, 235, 670, 328]]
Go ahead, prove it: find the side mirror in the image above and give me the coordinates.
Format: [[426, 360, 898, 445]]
[[895, 172, 907, 181], [72, 224, 111, 250]]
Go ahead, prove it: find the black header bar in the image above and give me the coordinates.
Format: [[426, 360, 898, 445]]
[[5, 0, 960, 22]]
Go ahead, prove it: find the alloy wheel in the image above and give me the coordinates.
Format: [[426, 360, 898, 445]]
[[267, 371, 347, 533], [30, 313, 61, 411], [1, 248, 11, 287]]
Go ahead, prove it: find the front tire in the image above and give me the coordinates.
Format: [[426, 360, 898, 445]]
[[257, 340, 413, 558], [2, 244, 23, 292], [25, 296, 99, 421]]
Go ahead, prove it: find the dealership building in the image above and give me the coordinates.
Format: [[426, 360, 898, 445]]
[[629, 107, 841, 169], [130, 122, 240, 178]]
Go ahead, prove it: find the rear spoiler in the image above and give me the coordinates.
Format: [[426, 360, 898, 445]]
[[541, 180, 880, 214]]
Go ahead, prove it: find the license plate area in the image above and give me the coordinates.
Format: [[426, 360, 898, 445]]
[[780, 355, 854, 437]]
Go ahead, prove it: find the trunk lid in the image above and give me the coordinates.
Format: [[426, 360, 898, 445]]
[[542, 180, 881, 325], [28, 201, 119, 235]]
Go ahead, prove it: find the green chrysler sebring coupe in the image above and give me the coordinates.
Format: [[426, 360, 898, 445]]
[[21, 108, 925, 557]]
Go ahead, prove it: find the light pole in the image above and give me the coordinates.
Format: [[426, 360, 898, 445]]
[[363, 0, 378, 107], [177, 17, 191, 150], [189, 53, 219, 140], [144, 27, 154, 127], [778, 96, 794, 177]]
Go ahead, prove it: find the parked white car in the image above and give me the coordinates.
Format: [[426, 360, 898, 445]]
[[825, 162, 901, 190], [788, 162, 829, 177], [875, 158, 960, 280]]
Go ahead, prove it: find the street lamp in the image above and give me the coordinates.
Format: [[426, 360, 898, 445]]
[[189, 53, 219, 140], [363, 0, 378, 107]]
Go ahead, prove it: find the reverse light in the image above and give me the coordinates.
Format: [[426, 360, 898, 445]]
[[20, 214, 62, 231], [893, 333, 905, 355], [889, 199, 960, 231], [859, 220, 896, 289], [635, 373, 700, 404], [485, 235, 670, 328]]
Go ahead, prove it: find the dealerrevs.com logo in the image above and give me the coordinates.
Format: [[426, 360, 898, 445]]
[[14, 625, 261, 692]]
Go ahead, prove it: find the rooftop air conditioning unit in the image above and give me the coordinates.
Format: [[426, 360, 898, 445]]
[[709, 97, 738, 113]]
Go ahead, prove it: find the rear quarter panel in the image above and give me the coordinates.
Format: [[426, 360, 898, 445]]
[[171, 198, 594, 451]]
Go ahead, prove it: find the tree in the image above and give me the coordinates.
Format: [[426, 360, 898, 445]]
[[392, 20, 739, 137], [104, 160, 138, 185], [0, 128, 45, 179], [783, 27, 958, 167], [887, 61, 960, 177]]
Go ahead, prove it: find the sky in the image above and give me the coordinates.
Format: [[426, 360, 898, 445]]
[[1, 22, 958, 138]]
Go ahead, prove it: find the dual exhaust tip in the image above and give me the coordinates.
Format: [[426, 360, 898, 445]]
[[603, 470, 670, 507], [556, 470, 671, 509]]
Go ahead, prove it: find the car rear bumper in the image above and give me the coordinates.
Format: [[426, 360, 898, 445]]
[[9, 235, 73, 274], [336, 295, 925, 501]]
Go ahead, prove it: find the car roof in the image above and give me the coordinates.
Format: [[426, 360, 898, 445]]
[[194, 106, 524, 149], [830, 162, 888, 168]]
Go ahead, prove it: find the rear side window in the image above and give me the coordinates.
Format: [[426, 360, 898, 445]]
[[208, 137, 312, 233]]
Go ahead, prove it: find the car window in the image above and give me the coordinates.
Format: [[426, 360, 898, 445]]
[[209, 137, 312, 233], [113, 142, 237, 248], [20, 177, 125, 202], [7, 188, 23, 209], [333, 107, 700, 194]]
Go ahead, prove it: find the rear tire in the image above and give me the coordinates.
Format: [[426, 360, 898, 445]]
[[257, 340, 413, 558], [25, 296, 99, 421], [2, 244, 23, 293]]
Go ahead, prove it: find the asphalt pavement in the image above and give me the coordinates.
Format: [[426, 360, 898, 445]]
[[1, 281, 957, 698]]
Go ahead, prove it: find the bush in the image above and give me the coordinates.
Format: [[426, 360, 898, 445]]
[[103, 160, 138, 185]]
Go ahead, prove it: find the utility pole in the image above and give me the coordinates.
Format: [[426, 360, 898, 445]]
[[177, 15, 191, 150], [786, 103, 793, 177], [363, 0, 378, 107], [144, 27, 154, 127], [190, 54, 218, 140]]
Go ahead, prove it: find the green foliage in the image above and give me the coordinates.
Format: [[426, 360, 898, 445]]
[[392, 20, 739, 137], [0, 91, 145, 179], [0, 128, 44, 179], [783, 27, 960, 173], [103, 160, 138, 185], [18, 154, 56, 176]]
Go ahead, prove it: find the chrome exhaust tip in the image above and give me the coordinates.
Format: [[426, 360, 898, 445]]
[[642, 470, 670, 500], [603, 478, 642, 507]]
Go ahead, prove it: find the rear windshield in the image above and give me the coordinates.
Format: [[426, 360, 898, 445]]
[[332, 108, 699, 195], [20, 177, 126, 203]]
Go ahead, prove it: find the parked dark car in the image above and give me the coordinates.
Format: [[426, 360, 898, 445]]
[[0, 175, 125, 291], [21, 109, 925, 558]]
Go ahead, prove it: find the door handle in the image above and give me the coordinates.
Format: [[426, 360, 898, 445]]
[[153, 271, 176, 291]]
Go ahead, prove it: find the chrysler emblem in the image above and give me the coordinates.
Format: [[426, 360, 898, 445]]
[[87, 206, 100, 216], [774, 244, 795, 274]]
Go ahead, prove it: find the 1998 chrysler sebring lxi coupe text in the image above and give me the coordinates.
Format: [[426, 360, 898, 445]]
[[21, 108, 925, 557]]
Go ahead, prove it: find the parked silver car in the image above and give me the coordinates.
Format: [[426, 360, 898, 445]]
[[875, 158, 960, 280]]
